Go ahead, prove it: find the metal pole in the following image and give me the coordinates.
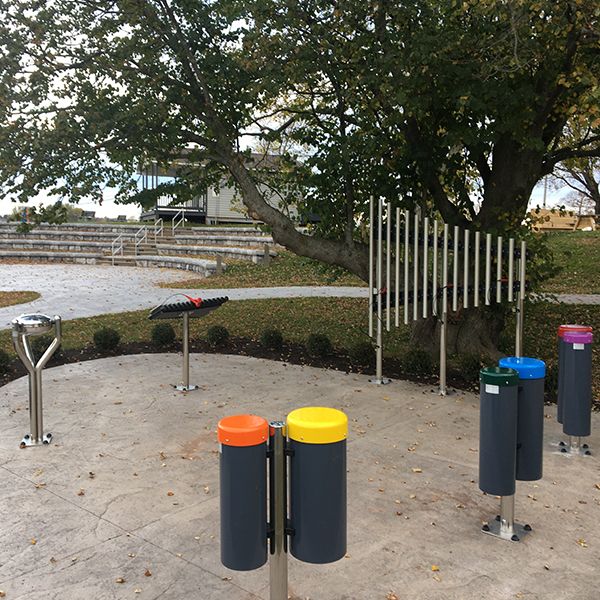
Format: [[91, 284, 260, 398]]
[[432, 220, 438, 317], [404, 210, 410, 325], [439, 224, 449, 396], [368, 197, 374, 338], [422, 216, 429, 319], [269, 422, 288, 600], [485, 233, 492, 305], [463, 229, 470, 309], [452, 226, 459, 312], [474, 231, 480, 308], [413, 211, 419, 321], [508, 238, 515, 302], [499, 495, 515, 537], [371, 198, 390, 385], [496, 236, 503, 303], [175, 313, 198, 391], [386, 203, 391, 331], [515, 241, 526, 358], [395, 207, 400, 327]]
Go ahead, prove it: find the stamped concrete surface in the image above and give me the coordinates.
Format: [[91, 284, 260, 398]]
[[1, 354, 599, 600]]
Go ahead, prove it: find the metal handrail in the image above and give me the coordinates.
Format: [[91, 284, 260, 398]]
[[110, 234, 124, 266], [154, 217, 164, 243], [172, 208, 185, 235], [134, 225, 147, 256]]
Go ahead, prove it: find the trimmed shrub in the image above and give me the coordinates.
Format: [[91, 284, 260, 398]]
[[348, 341, 375, 366], [545, 362, 559, 402], [30, 334, 62, 362], [306, 333, 333, 358], [402, 348, 433, 376], [151, 322, 176, 347], [260, 328, 283, 351], [457, 352, 488, 383], [207, 325, 229, 346], [0, 349, 11, 375], [93, 327, 121, 352]]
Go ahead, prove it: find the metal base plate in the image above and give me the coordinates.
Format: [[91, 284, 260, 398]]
[[557, 440, 592, 457], [173, 384, 198, 392], [482, 516, 531, 542], [369, 377, 392, 385], [20, 432, 52, 448]]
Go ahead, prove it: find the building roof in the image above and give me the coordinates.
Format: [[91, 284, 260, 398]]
[[531, 208, 597, 231]]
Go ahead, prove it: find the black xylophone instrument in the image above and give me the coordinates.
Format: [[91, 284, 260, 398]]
[[149, 295, 229, 320]]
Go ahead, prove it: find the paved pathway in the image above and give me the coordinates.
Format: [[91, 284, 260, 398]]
[[1, 263, 598, 329], [0, 264, 367, 328]]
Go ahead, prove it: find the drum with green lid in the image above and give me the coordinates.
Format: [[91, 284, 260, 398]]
[[479, 367, 519, 496]]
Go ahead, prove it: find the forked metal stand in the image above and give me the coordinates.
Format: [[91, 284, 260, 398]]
[[11, 314, 62, 448], [175, 313, 198, 391], [482, 495, 531, 542], [269, 422, 288, 600]]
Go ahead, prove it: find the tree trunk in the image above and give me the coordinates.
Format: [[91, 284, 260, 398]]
[[411, 305, 508, 359]]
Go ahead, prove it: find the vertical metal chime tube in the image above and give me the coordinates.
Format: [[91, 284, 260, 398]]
[[269, 422, 287, 600], [515, 241, 526, 357], [395, 207, 400, 327], [496, 236, 503, 303], [422, 216, 429, 319], [404, 210, 410, 325], [485, 233, 492, 305], [439, 224, 449, 395], [474, 231, 481, 308], [432, 220, 439, 317], [376, 197, 383, 381], [182, 312, 190, 389], [452, 225, 459, 312], [463, 229, 470, 309], [508, 238, 515, 302], [386, 204, 391, 331], [413, 212, 419, 321], [368, 197, 374, 338]]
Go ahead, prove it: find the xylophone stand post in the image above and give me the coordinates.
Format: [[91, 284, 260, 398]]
[[174, 312, 198, 391]]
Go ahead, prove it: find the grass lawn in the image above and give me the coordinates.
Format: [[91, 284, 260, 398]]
[[161, 250, 365, 289], [542, 231, 600, 294], [0, 296, 598, 405], [0, 290, 40, 308]]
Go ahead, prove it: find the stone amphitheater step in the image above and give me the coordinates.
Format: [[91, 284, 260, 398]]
[[0, 250, 218, 275]]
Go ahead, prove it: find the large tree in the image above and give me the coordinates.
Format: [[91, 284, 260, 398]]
[[0, 0, 598, 351]]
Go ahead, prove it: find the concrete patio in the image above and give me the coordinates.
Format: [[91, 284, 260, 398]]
[[0, 353, 598, 600]]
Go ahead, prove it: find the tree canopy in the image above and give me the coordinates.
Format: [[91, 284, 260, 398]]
[[0, 0, 598, 279]]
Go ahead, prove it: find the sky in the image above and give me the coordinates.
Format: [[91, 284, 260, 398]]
[[0, 175, 573, 221]]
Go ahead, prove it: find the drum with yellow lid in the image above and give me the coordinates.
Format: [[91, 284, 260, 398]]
[[287, 406, 348, 564]]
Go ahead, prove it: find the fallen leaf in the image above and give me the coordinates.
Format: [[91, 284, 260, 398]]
[[0, 591, 5, 598], [433, 574, 441, 582], [576, 538, 588, 548], [77, 489, 85, 496], [595, 483, 600, 490], [167, 491, 175, 497], [431, 565, 440, 572], [144, 569, 152, 577], [412, 468, 422, 474], [386, 593, 398, 600], [115, 577, 125, 584], [30, 539, 37, 545]]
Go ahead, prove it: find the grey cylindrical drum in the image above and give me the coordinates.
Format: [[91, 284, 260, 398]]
[[499, 357, 546, 481], [557, 325, 592, 424], [562, 332, 594, 437], [479, 367, 519, 496], [218, 415, 269, 571], [287, 407, 348, 564]]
